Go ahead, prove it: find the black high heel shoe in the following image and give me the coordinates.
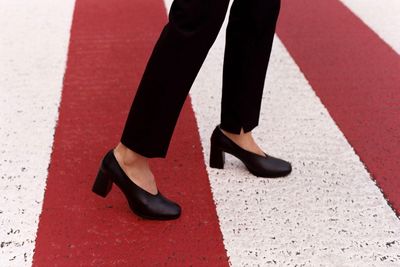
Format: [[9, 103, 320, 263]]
[[209, 124, 292, 178], [92, 149, 181, 220]]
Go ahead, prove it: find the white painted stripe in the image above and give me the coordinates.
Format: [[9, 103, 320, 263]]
[[340, 0, 400, 54], [164, 0, 400, 265], [0, 1, 75, 265]]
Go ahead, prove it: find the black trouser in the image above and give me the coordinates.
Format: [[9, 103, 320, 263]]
[[120, 0, 281, 158]]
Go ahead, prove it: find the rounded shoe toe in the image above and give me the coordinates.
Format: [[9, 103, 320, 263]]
[[268, 155, 292, 177], [153, 193, 182, 220], [159, 201, 181, 220]]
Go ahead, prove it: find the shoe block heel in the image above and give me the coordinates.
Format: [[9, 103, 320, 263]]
[[92, 167, 113, 198], [209, 142, 225, 169]]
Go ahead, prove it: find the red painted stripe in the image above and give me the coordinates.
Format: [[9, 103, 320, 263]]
[[32, 0, 228, 265], [277, 0, 400, 214]]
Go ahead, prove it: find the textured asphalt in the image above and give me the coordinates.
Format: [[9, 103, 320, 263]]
[[0, 0, 399, 266]]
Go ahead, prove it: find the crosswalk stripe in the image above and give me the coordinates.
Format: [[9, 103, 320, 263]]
[[277, 0, 400, 215], [340, 0, 400, 54], [0, 1, 76, 265], [1, 0, 399, 265], [185, 0, 400, 264], [31, 0, 228, 265]]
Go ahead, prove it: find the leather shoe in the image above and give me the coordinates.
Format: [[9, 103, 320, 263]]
[[209, 124, 292, 178], [92, 149, 181, 220]]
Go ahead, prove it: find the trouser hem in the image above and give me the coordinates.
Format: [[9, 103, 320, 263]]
[[219, 121, 258, 134]]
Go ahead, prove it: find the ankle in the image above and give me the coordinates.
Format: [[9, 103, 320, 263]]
[[221, 128, 251, 140], [114, 142, 148, 167]]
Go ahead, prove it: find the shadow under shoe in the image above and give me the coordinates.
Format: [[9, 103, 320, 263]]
[[209, 124, 292, 178], [92, 149, 181, 220]]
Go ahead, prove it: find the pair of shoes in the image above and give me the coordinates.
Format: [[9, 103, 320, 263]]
[[209, 124, 292, 178], [91, 149, 181, 220]]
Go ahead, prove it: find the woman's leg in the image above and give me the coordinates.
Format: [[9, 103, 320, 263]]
[[120, 0, 230, 159], [220, 0, 281, 134]]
